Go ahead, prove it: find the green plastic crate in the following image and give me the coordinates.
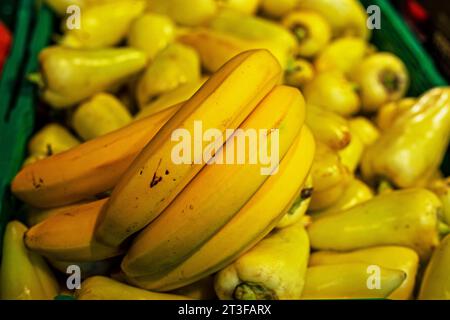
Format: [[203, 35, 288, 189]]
[[0, 0, 448, 249], [0, 0, 54, 247]]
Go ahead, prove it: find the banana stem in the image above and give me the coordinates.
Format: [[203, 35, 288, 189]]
[[438, 221, 450, 237], [233, 282, 278, 300]]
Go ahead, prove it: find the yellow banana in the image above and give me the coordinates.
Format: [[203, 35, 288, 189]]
[[282, 10, 332, 58], [179, 28, 291, 72], [26, 201, 91, 227], [302, 263, 406, 300], [376, 97, 417, 131], [147, 0, 217, 27], [135, 79, 206, 120], [72, 93, 132, 141], [95, 49, 282, 247], [215, 0, 260, 14], [47, 258, 114, 279], [361, 88, 450, 188], [307, 188, 443, 260], [306, 104, 351, 150], [28, 123, 80, 157], [75, 276, 191, 300], [309, 246, 419, 300], [350, 52, 409, 113], [298, 0, 370, 39], [349, 117, 380, 147], [1, 221, 58, 300], [214, 223, 310, 300], [127, 13, 176, 60], [419, 234, 450, 300], [25, 199, 122, 262], [172, 276, 217, 300], [315, 37, 368, 75], [22, 154, 47, 168], [122, 85, 305, 277], [60, 0, 146, 49], [123, 126, 315, 291], [303, 71, 361, 117], [136, 43, 201, 107], [259, 0, 300, 18], [312, 178, 373, 219], [11, 104, 181, 208], [37, 46, 147, 108]]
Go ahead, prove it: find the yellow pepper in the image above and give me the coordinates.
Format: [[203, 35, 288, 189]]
[[136, 43, 201, 107], [285, 58, 315, 88], [305, 104, 351, 150], [282, 10, 331, 58], [60, 0, 146, 49], [309, 246, 419, 300], [309, 142, 352, 211], [28, 123, 80, 157], [128, 13, 176, 60], [302, 263, 406, 300], [312, 178, 373, 219], [72, 93, 132, 140], [307, 188, 444, 261], [303, 71, 361, 117], [147, 0, 217, 27], [214, 223, 309, 300], [361, 88, 450, 188], [419, 234, 450, 300], [36, 46, 147, 108]]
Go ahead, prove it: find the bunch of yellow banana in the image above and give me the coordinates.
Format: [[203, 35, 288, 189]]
[[4, 0, 450, 301]]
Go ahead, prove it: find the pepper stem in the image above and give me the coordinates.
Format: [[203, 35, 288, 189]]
[[27, 73, 44, 89], [233, 282, 278, 300], [380, 70, 401, 93], [438, 221, 450, 237], [292, 24, 308, 43]]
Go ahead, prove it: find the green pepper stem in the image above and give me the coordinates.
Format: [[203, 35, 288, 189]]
[[27, 73, 44, 89], [233, 282, 278, 300]]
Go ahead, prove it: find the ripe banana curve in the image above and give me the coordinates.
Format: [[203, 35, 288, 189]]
[[95, 49, 282, 247]]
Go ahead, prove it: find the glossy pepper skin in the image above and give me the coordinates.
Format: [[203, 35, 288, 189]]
[[72, 93, 132, 140], [37, 46, 147, 108], [309, 142, 352, 211], [419, 234, 450, 300], [305, 104, 351, 150], [127, 13, 176, 60], [28, 123, 80, 157], [312, 178, 373, 219], [309, 246, 419, 300], [136, 43, 201, 107], [301, 263, 405, 300], [214, 223, 310, 300], [60, 0, 146, 49], [281, 10, 331, 58], [361, 88, 450, 188], [307, 188, 443, 261]]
